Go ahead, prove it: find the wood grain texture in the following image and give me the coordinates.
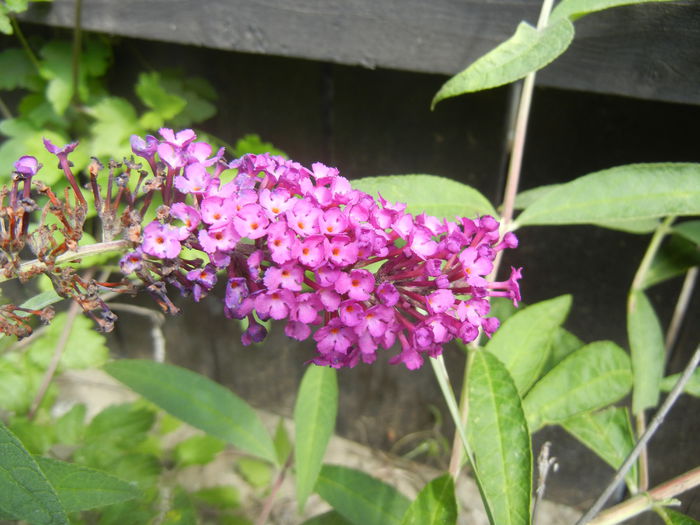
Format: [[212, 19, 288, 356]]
[[19, 0, 700, 104]]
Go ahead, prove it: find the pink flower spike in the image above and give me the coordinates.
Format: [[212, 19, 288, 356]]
[[175, 162, 211, 194], [335, 269, 374, 301], [201, 196, 236, 227], [234, 204, 269, 240], [409, 225, 438, 259], [159, 128, 196, 147], [171, 203, 201, 233], [319, 207, 349, 236], [339, 300, 364, 327], [255, 289, 294, 320], [263, 263, 303, 292], [314, 319, 355, 356], [459, 247, 493, 287], [298, 235, 326, 268], [325, 235, 359, 267], [198, 224, 239, 253], [426, 289, 455, 314]]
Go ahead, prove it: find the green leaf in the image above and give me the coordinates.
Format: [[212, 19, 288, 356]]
[[486, 295, 572, 395], [543, 327, 585, 375], [517, 163, 700, 227], [660, 369, 700, 398], [159, 72, 218, 128], [300, 511, 355, 525], [273, 417, 293, 465], [400, 474, 457, 525], [432, 19, 574, 107], [6, 0, 29, 13], [0, 355, 43, 413], [674, 220, 700, 245], [104, 360, 277, 464], [523, 341, 633, 432], [467, 350, 531, 525], [191, 485, 240, 510], [235, 457, 272, 488], [35, 457, 140, 512], [515, 184, 659, 232], [86, 96, 143, 159], [0, 48, 36, 90], [657, 507, 700, 525], [233, 133, 287, 158], [28, 313, 109, 371], [643, 235, 700, 289], [628, 291, 665, 414], [294, 365, 338, 511], [0, 6, 11, 35], [561, 407, 637, 490], [54, 404, 86, 445], [135, 72, 187, 121], [551, 0, 678, 22], [315, 465, 410, 525], [352, 175, 497, 219], [173, 435, 226, 467], [0, 420, 68, 524]]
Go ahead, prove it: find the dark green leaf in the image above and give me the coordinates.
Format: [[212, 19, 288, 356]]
[[561, 407, 637, 490], [523, 341, 632, 432], [628, 291, 665, 414], [353, 174, 497, 219], [159, 72, 218, 127], [35, 457, 140, 512], [9, 418, 55, 455], [660, 369, 700, 398], [674, 220, 700, 245], [551, 0, 678, 22], [400, 474, 457, 525], [0, 420, 68, 524], [432, 19, 574, 106], [136, 72, 187, 123], [173, 435, 226, 467], [301, 511, 355, 525], [0, 48, 35, 90], [517, 163, 700, 227], [104, 360, 277, 463], [657, 507, 700, 525], [191, 486, 240, 510], [294, 365, 338, 511], [486, 295, 572, 395], [643, 235, 700, 289], [468, 350, 531, 525], [315, 465, 410, 525], [235, 457, 272, 488]]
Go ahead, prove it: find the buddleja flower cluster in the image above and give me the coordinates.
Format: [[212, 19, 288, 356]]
[[122, 129, 522, 369]]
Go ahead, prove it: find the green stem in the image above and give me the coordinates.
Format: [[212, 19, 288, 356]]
[[0, 95, 13, 120], [0, 240, 130, 285], [10, 16, 42, 73]]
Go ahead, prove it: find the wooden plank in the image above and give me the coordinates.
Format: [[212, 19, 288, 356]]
[[19, 0, 700, 105]]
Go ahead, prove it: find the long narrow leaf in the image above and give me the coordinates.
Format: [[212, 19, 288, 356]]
[[104, 359, 276, 464], [628, 291, 665, 414], [517, 163, 700, 227], [552, 0, 678, 22], [400, 474, 457, 525], [523, 341, 632, 432], [468, 350, 532, 525], [294, 365, 338, 512], [486, 295, 572, 395], [315, 465, 410, 525], [0, 421, 68, 525], [432, 19, 574, 106]]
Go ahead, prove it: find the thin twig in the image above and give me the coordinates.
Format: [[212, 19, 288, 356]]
[[28, 300, 82, 419], [664, 267, 698, 356], [576, 343, 700, 525], [589, 466, 700, 525], [10, 16, 42, 72], [532, 441, 558, 525], [255, 454, 294, 525], [109, 303, 166, 362]]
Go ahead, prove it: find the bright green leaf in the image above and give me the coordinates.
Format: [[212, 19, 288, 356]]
[[28, 313, 109, 371], [353, 174, 497, 219], [273, 417, 293, 465], [657, 507, 700, 525], [517, 163, 700, 227], [85, 96, 143, 159], [0, 420, 68, 524], [432, 19, 574, 107], [0, 6, 11, 35], [0, 355, 43, 413], [8, 417, 54, 455], [6, 0, 29, 13], [468, 350, 531, 525], [104, 360, 277, 464], [628, 291, 665, 414], [561, 407, 637, 490], [674, 220, 700, 245], [523, 341, 632, 432], [191, 485, 240, 510], [233, 133, 287, 158], [0, 48, 35, 90], [315, 465, 410, 525], [660, 369, 700, 398], [35, 457, 140, 512], [294, 365, 338, 511], [400, 474, 457, 525], [643, 235, 700, 289], [54, 404, 86, 445], [173, 434, 226, 467], [551, 0, 678, 22], [486, 295, 572, 395], [136, 72, 187, 121], [236, 457, 273, 488], [84, 403, 156, 445], [159, 72, 218, 127]]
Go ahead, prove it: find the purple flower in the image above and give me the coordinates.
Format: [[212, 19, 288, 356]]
[[14, 156, 40, 176], [43, 138, 78, 156], [142, 222, 183, 259]]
